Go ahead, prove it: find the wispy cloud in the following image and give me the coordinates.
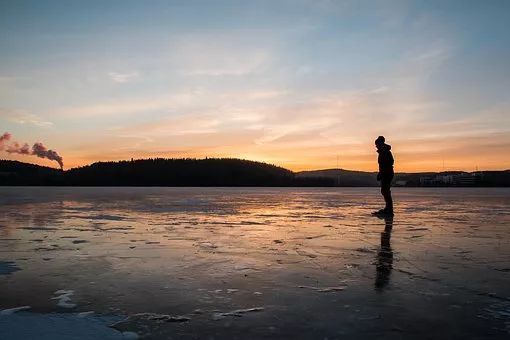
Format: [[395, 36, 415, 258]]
[[49, 88, 288, 118], [1, 109, 54, 127], [50, 91, 199, 117], [108, 71, 139, 83]]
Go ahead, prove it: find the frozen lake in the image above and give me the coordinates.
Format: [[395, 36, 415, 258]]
[[1, 187, 510, 339]]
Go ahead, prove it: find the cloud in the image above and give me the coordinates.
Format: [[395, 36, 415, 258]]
[[98, 80, 510, 171], [172, 31, 277, 77], [50, 91, 199, 117], [49, 88, 287, 118], [0, 109, 54, 127], [14, 115, 54, 127], [108, 71, 139, 83]]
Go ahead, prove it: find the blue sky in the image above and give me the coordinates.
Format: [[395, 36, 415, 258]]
[[1, 0, 509, 170]]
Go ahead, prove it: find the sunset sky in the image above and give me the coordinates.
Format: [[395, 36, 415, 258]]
[[1, 0, 509, 171]]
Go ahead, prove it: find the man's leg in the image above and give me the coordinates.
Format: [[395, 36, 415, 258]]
[[381, 179, 393, 212]]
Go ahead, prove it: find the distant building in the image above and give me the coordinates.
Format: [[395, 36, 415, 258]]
[[420, 175, 441, 186], [441, 175, 454, 184], [419, 172, 482, 186], [452, 172, 482, 186]]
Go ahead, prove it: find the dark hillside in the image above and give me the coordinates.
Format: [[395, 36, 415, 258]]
[[0, 160, 62, 185], [64, 158, 301, 186], [1, 159, 508, 186], [296, 168, 378, 186]]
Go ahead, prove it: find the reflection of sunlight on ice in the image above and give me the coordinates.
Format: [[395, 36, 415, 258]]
[[0, 187, 509, 338]]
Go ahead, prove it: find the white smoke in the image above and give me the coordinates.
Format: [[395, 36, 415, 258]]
[[0, 132, 64, 169]]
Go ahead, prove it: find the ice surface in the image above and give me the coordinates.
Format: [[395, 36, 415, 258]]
[[0, 261, 21, 275], [0, 187, 509, 339], [0, 311, 134, 340]]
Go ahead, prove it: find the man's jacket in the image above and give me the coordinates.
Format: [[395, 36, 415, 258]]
[[378, 144, 394, 178]]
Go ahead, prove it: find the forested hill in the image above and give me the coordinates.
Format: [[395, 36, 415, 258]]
[[295, 168, 510, 187], [65, 158, 303, 186], [0, 158, 332, 186], [0, 160, 62, 185], [296, 168, 378, 186], [1, 159, 509, 186]]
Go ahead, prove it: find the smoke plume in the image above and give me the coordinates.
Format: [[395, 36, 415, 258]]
[[6, 142, 31, 155], [0, 132, 64, 169], [31, 142, 64, 169], [0, 132, 11, 150]]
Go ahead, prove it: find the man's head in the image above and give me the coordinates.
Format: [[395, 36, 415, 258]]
[[375, 136, 385, 149]]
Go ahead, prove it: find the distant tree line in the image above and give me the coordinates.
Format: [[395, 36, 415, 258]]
[[0, 158, 334, 186], [1, 159, 509, 186], [296, 168, 510, 187]]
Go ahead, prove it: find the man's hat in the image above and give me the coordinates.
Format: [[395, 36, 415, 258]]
[[375, 136, 385, 145]]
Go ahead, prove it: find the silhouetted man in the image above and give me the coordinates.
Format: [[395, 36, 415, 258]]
[[374, 136, 394, 215]]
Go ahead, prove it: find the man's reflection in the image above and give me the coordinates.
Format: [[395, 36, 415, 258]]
[[375, 215, 393, 291]]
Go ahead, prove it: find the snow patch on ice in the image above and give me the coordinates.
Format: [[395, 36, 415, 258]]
[[52, 290, 77, 308], [298, 285, 346, 292], [212, 307, 264, 320], [0, 306, 31, 315], [77, 311, 95, 318], [116, 312, 190, 323], [355, 247, 375, 254], [121, 331, 139, 339]]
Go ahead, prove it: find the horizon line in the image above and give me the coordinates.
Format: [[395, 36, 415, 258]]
[[1, 157, 508, 174]]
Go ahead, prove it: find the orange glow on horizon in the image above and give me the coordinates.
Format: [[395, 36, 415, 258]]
[[3, 147, 510, 174]]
